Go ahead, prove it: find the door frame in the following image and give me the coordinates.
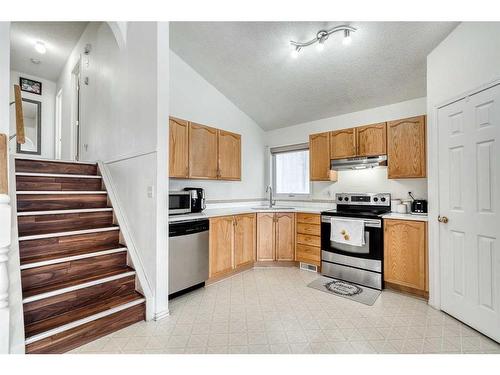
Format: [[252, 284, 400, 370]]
[[54, 88, 63, 159], [428, 77, 500, 310], [70, 59, 81, 161]]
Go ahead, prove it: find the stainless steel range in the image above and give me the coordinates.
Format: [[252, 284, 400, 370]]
[[320, 192, 391, 290]]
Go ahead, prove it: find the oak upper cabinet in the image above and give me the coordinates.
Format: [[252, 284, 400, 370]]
[[256, 213, 275, 261], [384, 219, 427, 294], [387, 116, 426, 178], [209, 216, 234, 278], [218, 130, 241, 180], [234, 213, 256, 268], [275, 213, 295, 261], [257, 212, 295, 262], [330, 128, 357, 159], [356, 122, 387, 156], [169, 117, 189, 178], [309, 132, 331, 181], [189, 122, 218, 179]]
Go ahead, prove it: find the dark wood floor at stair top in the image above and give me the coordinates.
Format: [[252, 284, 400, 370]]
[[16, 175, 104, 191], [22, 265, 134, 299], [23, 275, 137, 326], [25, 291, 144, 338], [20, 230, 121, 265], [15, 159, 98, 175], [17, 193, 108, 212], [18, 211, 114, 237], [25, 302, 145, 354]]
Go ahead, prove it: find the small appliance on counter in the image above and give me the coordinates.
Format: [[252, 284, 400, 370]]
[[183, 187, 206, 213], [408, 192, 428, 215], [169, 190, 192, 215]]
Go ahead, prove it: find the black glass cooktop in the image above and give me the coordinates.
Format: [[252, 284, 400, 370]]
[[321, 208, 390, 219]]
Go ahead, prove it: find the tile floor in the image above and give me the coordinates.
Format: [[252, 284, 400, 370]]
[[70, 267, 500, 354]]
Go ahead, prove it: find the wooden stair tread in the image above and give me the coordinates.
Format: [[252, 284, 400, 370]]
[[25, 303, 145, 354], [22, 265, 134, 299], [19, 222, 117, 237], [20, 243, 125, 266], [15, 159, 98, 176], [25, 291, 144, 338]]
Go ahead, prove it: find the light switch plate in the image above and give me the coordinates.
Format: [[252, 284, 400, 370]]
[[147, 185, 154, 198]]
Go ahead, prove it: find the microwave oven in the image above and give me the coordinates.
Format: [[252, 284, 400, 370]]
[[169, 191, 192, 215]]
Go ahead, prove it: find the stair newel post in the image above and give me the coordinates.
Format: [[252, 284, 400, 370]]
[[0, 133, 10, 353]]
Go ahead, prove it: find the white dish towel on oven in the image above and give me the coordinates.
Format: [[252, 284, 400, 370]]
[[330, 217, 365, 247]]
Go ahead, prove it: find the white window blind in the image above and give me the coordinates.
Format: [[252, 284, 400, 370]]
[[271, 143, 310, 196]]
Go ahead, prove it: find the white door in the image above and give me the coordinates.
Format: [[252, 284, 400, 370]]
[[438, 83, 500, 342]]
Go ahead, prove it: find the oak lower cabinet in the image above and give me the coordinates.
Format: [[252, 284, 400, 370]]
[[295, 213, 321, 267], [256, 212, 295, 262], [209, 214, 256, 279], [387, 115, 426, 178], [383, 219, 428, 296]]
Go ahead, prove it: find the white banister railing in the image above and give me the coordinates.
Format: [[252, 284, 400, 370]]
[[0, 133, 10, 354]]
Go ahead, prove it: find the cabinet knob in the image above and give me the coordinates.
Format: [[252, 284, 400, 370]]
[[438, 215, 449, 224]]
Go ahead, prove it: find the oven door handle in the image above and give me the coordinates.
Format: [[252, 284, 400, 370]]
[[320, 216, 382, 228]]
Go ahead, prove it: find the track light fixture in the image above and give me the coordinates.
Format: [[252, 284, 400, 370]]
[[290, 25, 356, 58]]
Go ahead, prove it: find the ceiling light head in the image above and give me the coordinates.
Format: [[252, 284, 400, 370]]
[[30, 58, 41, 65], [291, 46, 301, 59], [342, 30, 352, 46], [34, 41, 46, 54]]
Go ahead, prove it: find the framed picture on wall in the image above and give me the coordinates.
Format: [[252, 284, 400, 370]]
[[19, 77, 42, 95]]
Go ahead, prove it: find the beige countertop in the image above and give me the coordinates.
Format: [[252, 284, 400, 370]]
[[381, 212, 428, 222], [168, 205, 328, 223]]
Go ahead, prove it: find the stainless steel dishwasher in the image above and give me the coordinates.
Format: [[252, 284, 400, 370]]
[[168, 218, 209, 298]]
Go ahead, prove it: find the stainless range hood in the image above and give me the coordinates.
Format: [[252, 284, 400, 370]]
[[330, 155, 387, 171]]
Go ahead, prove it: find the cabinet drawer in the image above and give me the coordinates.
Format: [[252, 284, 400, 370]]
[[296, 213, 320, 225], [297, 223, 320, 236], [296, 233, 320, 247], [296, 243, 320, 263]]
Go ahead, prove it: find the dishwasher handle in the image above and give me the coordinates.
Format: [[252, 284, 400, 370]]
[[169, 219, 209, 237]]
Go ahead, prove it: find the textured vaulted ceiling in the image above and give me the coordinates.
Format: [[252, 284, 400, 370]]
[[10, 22, 88, 82], [170, 22, 458, 130]]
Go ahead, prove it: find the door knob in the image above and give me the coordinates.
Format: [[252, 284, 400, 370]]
[[438, 215, 449, 223]]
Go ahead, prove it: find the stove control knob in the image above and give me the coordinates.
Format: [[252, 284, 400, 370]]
[[345, 197, 349, 201], [373, 197, 379, 202], [338, 196, 343, 201], [381, 197, 386, 202]]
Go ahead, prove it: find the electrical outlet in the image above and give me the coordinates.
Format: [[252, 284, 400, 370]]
[[147, 186, 154, 198]]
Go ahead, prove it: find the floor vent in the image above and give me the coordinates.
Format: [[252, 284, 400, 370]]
[[300, 262, 318, 273]]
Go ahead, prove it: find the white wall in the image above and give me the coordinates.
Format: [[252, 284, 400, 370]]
[[9, 71, 56, 158], [265, 97, 428, 201], [426, 22, 500, 308], [56, 21, 169, 319], [169, 51, 266, 202]]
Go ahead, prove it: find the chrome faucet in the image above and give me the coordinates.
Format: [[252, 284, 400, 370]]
[[266, 185, 275, 208]]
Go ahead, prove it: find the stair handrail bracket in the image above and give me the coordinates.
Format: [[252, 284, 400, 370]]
[[0, 192, 11, 354]]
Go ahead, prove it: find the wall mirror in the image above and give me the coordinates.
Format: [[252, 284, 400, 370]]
[[17, 98, 42, 155]]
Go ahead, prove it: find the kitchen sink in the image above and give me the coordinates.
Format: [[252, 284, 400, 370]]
[[251, 207, 296, 211]]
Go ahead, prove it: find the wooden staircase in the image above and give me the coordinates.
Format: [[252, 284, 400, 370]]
[[14, 158, 145, 354]]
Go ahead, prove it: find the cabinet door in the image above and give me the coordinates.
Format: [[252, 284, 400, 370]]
[[384, 219, 427, 291], [169, 117, 189, 178], [209, 216, 234, 278], [330, 128, 357, 159], [387, 116, 426, 178], [234, 213, 256, 268], [309, 132, 331, 181], [218, 130, 241, 180], [275, 213, 295, 261], [189, 122, 218, 179], [357, 122, 387, 156], [256, 213, 275, 261]]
